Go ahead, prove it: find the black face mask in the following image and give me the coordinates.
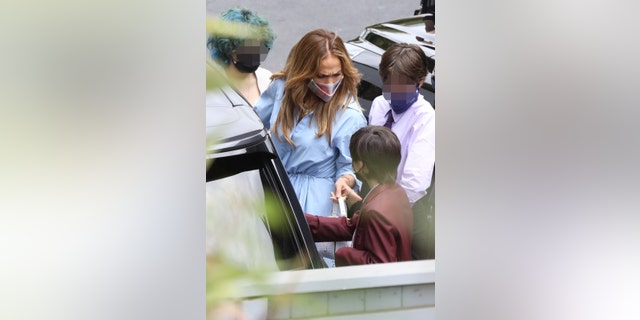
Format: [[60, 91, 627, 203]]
[[232, 54, 261, 73]]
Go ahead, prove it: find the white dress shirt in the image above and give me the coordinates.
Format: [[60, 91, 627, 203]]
[[368, 95, 435, 204]]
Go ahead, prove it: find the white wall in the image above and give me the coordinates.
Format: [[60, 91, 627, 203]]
[[229, 260, 435, 319]]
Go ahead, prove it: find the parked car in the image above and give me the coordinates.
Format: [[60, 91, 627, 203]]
[[206, 66, 326, 271], [346, 14, 435, 118], [414, 0, 435, 15]]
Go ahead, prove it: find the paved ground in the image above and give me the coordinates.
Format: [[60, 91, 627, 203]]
[[206, 0, 420, 72]]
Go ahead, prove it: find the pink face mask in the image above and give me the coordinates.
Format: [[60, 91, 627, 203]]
[[308, 77, 343, 102]]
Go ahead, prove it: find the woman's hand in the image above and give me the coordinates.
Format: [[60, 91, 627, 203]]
[[333, 174, 361, 207], [334, 174, 354, 199]]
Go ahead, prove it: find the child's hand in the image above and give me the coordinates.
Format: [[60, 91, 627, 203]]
[[332, 188, 362, 208], [329, 191, 340, 203]]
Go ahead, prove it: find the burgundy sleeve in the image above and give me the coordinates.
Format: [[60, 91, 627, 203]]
[[334, 210, 399, 266], [304, 213, 356, 242]]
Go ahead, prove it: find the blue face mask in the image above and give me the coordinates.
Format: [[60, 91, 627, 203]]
[[383, 88, 419, 114]]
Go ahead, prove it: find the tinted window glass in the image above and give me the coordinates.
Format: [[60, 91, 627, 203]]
[[206, 170, 278, 272], [206, 162, 308, 271], [364, 32, 396, 51], [354, 62, 383, 118], [426, 57, 435, 74], [359, 80, 382, 104]]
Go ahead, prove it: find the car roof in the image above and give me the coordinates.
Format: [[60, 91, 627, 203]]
[[347, 14, 435, 70]]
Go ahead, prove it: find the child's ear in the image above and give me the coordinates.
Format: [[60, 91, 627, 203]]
[[417, 80, 424, 88]]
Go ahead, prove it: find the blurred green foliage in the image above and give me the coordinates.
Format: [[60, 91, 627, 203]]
[[205, 186, 293, 319], [205, 15, 313, 318], [206, 17, 273, 45]]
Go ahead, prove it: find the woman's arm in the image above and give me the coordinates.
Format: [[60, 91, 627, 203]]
[[333, 104, 367, 198], [253, 79, 280, 129]]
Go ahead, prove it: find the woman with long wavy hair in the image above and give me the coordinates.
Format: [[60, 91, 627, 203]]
[[255, 29, 366, 263]]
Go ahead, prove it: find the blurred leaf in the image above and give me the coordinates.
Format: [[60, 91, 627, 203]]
[[206, 60, 227, 91], [263, 190, 288, 234], [206, 16, 273, 42], [206, 255, 271, 311]]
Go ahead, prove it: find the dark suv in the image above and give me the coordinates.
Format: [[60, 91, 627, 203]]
[[346, 14, 436, 118], [206, 68, 326, 270]]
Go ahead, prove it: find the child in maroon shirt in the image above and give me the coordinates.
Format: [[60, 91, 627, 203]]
[[305, 126, 413, 266]]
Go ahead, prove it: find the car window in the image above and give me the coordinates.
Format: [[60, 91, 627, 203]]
[[207, 149, 319, 271], [358, 80, 382, 112], [364, 32, 396, 51], [421, 79, 435, 108], [354, 62, 383, 118], [206, 170, 278, 272], [425, 57, 435, 74]]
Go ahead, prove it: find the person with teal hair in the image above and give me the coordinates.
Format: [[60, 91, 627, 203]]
[[207, 7, 276, 105]]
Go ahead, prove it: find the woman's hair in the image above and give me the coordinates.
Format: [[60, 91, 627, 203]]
[[207, 7, 275, 66], [272, 29, 361, 147], [349, 126, 401, 185], [378, 43, 428, 85]]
